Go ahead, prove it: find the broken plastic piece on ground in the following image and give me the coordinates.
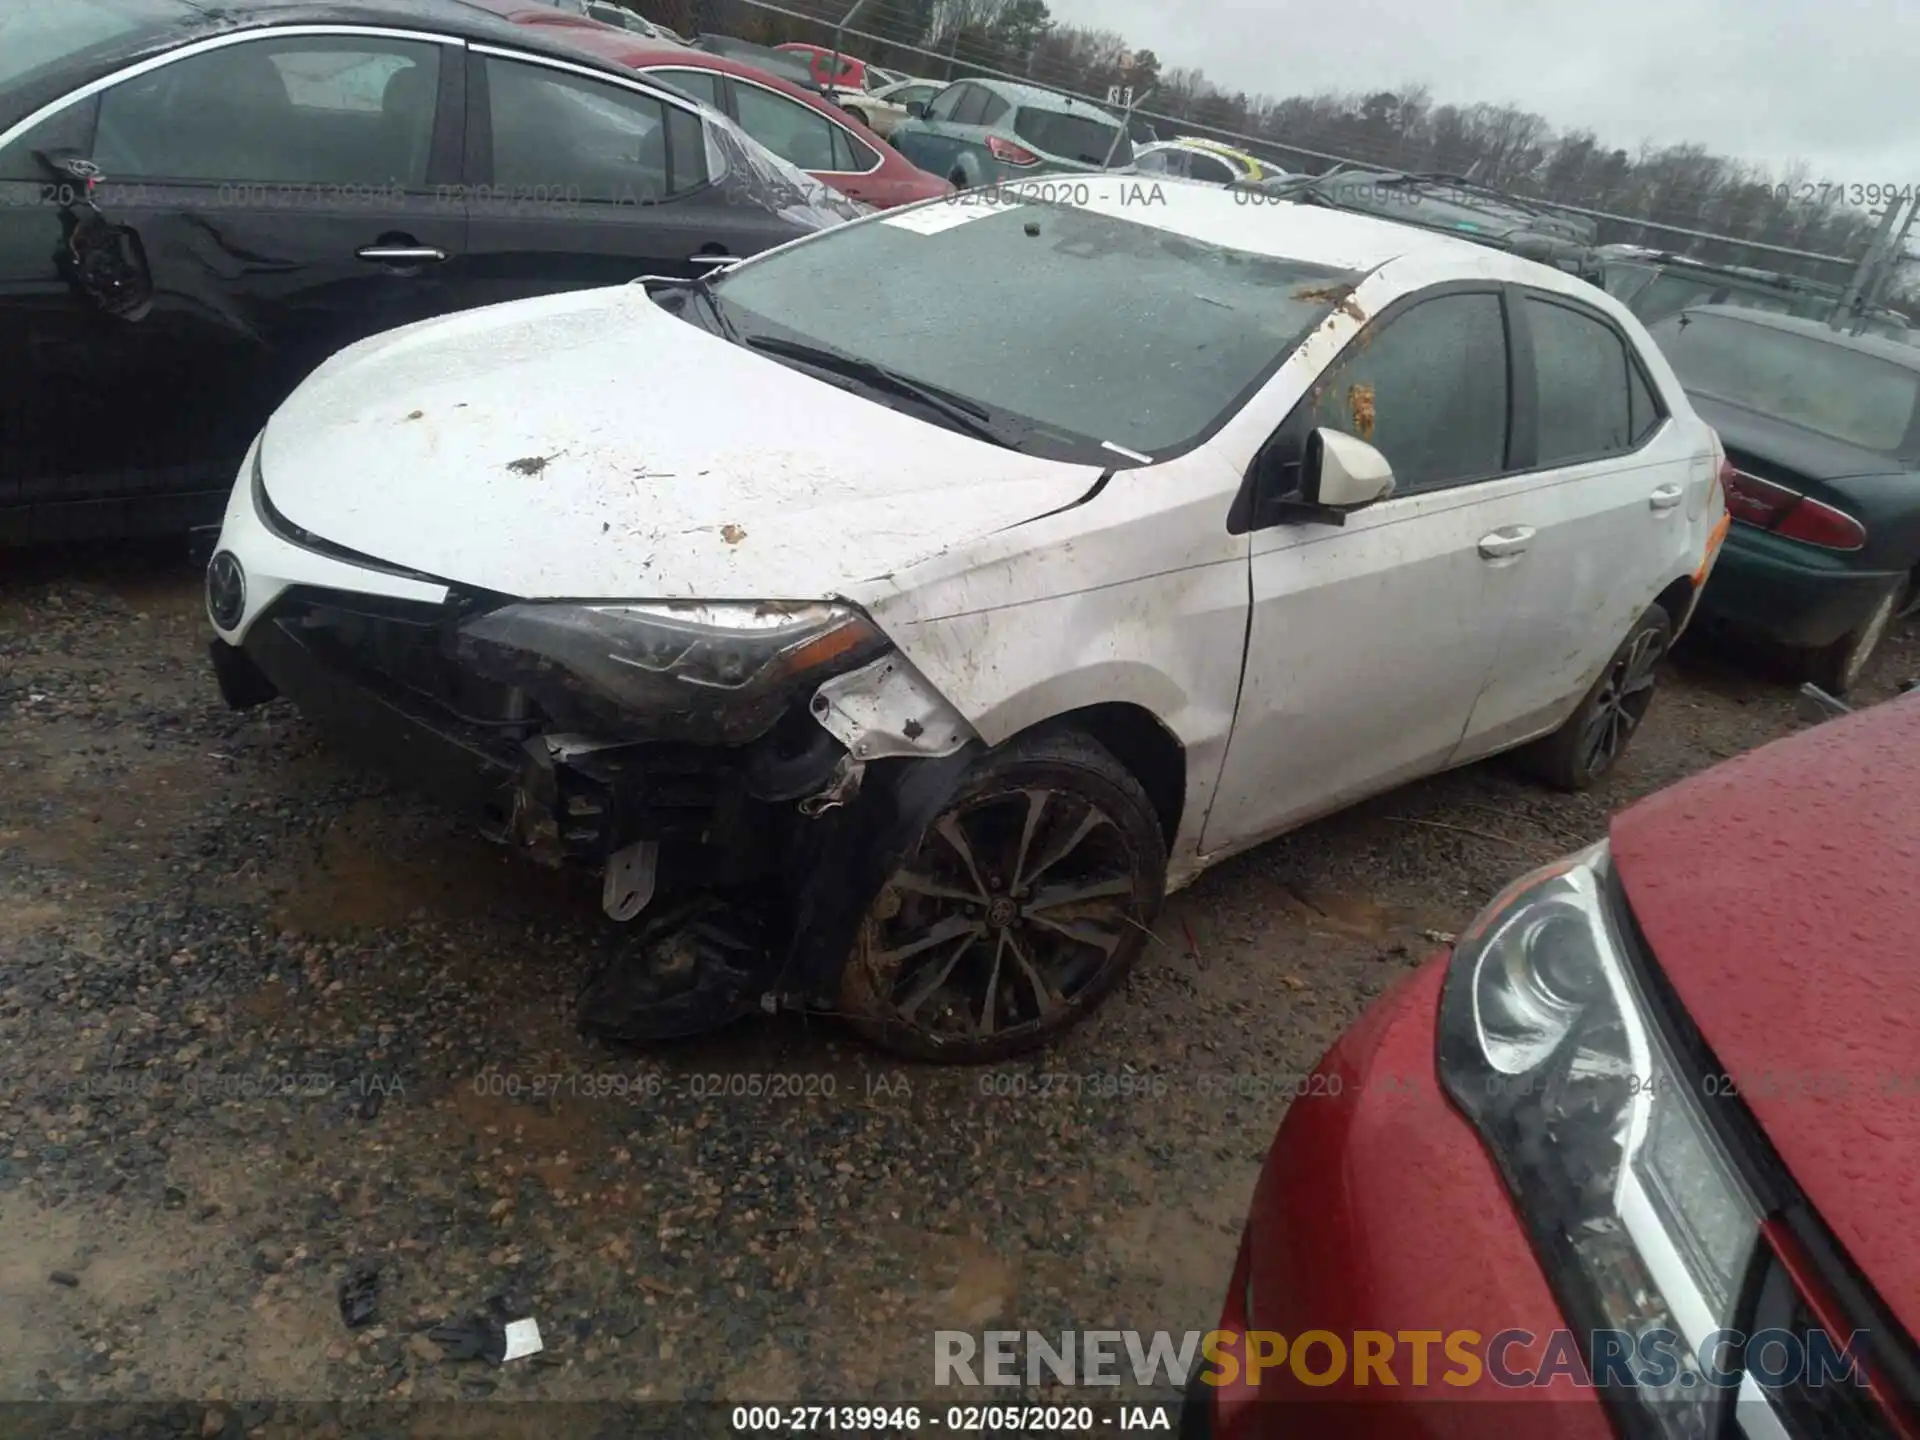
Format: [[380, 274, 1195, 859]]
[[426, 1310, 544, 1365], [1796, 682, 1853, 723], [427, 1314, 506, 1364], [576, 892, 773, 1043], [501, 1317, 544, 1362], [337, 1262, 380, 1329], [1420, 928, 1458, 945]]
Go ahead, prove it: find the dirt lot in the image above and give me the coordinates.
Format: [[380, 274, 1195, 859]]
[[1, 542, 1914, 1427]]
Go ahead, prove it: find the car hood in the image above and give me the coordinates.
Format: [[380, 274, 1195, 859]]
[[1609, 693, 1920, 1341], [257, 284, 1104, 600]]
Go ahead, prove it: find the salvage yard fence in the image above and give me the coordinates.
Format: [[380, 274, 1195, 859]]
[[676, 0, 1875, 282]]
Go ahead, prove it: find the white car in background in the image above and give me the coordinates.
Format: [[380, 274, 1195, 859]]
[[1133, 136, 1287, 185], [205, 182, 1728, 1063], [834, 76, 942, 138]]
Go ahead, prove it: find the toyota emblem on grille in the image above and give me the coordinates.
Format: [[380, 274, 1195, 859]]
[[206, 550, 246, 631]]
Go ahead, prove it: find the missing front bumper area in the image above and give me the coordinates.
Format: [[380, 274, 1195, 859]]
[[220, 586, 980, 1039]]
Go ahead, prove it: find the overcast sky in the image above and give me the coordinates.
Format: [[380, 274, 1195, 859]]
[[1044, 0, 1919, 185]]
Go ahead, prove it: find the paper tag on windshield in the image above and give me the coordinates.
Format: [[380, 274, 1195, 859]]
[[881, 203, 1013, 235]]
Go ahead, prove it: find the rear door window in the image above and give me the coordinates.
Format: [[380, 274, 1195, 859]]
[[645, 66, 722, 108], [1628, 358, 1664, 444], [950, 86, 991, 126], [1187, 151, 1236, 184], [924, 83, 964, 122], [829, 124, 878, 172], [732, 81, 837, 172], [483, 56, 703, 204], [1526, 296, 1633, 464]]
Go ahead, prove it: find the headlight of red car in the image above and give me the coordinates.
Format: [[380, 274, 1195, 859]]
[[1436, 841, 1764, 1440]]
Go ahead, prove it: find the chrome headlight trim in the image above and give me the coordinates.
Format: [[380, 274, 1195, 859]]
[[1438, 841, 1767, 1438]]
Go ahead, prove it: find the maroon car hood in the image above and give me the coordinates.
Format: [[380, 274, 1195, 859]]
[[1611, 694, 1920, 1340]]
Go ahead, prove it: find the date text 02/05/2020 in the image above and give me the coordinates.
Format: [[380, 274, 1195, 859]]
[[728, 1404, 1174, 1432]]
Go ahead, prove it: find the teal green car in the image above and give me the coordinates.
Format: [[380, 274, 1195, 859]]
[[1649, 306, 1920, 693], [889, 78, 1134, 189]]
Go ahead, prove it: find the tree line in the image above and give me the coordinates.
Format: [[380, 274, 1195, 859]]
[[650, 0, 1911, 307]]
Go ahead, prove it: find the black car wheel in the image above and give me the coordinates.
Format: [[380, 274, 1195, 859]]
[[1801, 577, 1903, 696], [839, 730, 1166, 1062], [1521, 606, 1672, 791]]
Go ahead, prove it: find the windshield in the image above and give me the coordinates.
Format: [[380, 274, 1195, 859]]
[[1013, 108, 1131, 167], [709, 200, 1355, 462], [0, 0, 196, 95], [1653, 310, 1920, 455]]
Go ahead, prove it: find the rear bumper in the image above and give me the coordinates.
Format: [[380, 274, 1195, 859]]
[[1199, 961, 1612, 1440], [1695, 523, 1905, 649]]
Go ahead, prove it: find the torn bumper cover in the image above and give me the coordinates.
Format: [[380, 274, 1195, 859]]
[[211, 583, 977, 1012]]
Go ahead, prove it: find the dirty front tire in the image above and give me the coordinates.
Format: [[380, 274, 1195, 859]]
[[839, 729, 1167, 1063], [1520, 605, 1672, 792], [1797, 577, 1902, 696]]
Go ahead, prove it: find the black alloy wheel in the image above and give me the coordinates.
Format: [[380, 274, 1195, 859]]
[[840, 731, 1166, 1062]]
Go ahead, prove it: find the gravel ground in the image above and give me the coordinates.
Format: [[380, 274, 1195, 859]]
[[1, 541, 1914, 1428]]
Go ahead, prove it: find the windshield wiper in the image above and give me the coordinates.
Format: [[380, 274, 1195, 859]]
[[742, 335, 1022, 449], [639, 272, 740, 342]]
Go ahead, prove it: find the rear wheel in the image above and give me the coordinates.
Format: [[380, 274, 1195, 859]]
[[1799, 578, 1902, 696], [1520, 606, 1671, 791], [839, 730, 1166, 1063]]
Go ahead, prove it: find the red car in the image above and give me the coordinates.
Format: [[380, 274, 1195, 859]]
[[775, 40, 869, 92], [1193, 693, 1920, 1440], [473, 6, 950, 208]]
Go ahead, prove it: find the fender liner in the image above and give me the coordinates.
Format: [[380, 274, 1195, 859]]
[[774, 741, 985, 1005]]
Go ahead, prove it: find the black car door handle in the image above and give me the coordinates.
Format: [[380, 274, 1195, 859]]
[[357, 244, 446, 264]]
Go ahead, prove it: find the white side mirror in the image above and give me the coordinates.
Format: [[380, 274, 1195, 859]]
[[1311, 427, 1396, 510]]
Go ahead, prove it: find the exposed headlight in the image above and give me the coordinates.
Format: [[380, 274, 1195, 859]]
[[454, 600, 887, 744], [1437, 842, 1762, 1439]]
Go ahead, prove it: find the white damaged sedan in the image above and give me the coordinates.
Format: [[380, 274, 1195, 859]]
[[206, 180, 1729, 1061]]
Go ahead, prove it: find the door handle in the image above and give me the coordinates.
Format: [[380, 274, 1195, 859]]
[[1649, 484, 1684, 511], [357, 244, 446, 264], [1478, 526, 1535, 560], [688, 252, 741, 269]]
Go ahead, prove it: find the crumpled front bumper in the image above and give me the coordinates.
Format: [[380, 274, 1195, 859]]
[[216, 586, 845, 872]]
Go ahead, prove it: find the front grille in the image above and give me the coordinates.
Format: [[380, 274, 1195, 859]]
[[271, 588, 535, 736]]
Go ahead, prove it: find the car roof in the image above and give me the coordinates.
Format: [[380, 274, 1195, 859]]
[[0, 0, 669, 120], [1669, 304, 1920, 368], [962, 76, 1114, 116], [982, 179, 1604, 288]]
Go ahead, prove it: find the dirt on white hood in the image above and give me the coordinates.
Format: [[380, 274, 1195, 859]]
[[258, 283, 1103, 600]]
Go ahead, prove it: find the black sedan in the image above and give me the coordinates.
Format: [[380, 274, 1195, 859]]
[[1649, 305, 1920, 691], [0, 0, 858, 545]]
